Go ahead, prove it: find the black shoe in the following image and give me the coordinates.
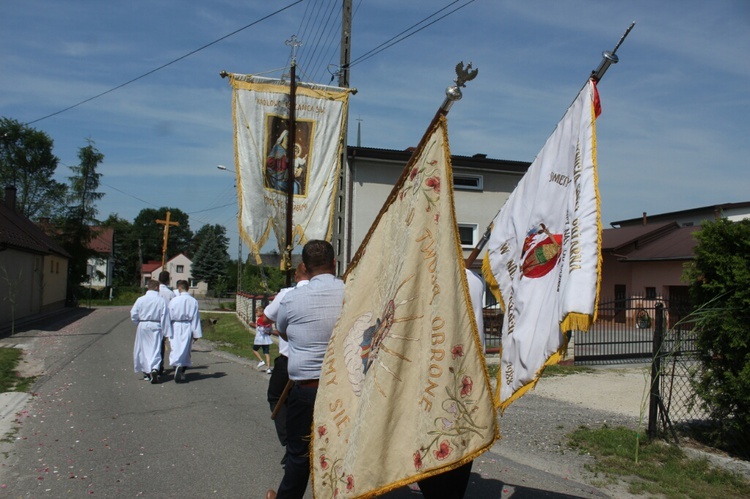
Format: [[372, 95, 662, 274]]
[[143, 373, 151, 381], [150, 370, 159, 384], [175, 366, 184, 383]]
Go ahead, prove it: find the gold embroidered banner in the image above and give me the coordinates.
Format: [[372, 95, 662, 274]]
[[312, 116, 498, 498], [482, 80, 602, 411], [228, 74, 351, 264]]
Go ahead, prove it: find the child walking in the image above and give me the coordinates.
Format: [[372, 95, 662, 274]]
[[253, 309, 273, 374]]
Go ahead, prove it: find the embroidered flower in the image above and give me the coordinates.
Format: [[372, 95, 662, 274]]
[[320, 455, 329, 470], [346, 475, 354, 491], [447, 401, 458, 414], [441, 417, 455, 430], [410, 167, 419, 181], [434, 441, 452, 460], [460, 375, 473, 397], [451, 344, 464, 359], [434, 213, 440, 223], [413, 450, 423, 471], [317, 425, 327, 438], [425, 176, 440, 193]]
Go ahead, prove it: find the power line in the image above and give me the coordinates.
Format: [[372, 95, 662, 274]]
[[24, 1, 304, 126], [348, 0, 474, 69]]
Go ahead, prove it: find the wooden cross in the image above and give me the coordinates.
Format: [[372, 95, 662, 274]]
[[156, 211, 180, 269]]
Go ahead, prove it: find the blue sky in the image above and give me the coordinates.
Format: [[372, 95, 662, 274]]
[[2, 1, 749, 258]]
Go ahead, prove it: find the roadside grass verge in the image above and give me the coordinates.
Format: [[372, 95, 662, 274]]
[[0, 348, 35, 392], [486, 362, 593, 379], [569, 425, 750, 498], [201, 312, 279, 361]]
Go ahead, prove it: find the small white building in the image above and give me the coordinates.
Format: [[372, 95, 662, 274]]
[[140, 253, 208, 297], [83, 227, 114, 290]]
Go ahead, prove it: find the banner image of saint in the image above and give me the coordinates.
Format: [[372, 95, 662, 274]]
[[264, 116, 313, 196]]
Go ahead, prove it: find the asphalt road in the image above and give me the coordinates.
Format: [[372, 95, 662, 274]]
[[0, 308, 614, 498]]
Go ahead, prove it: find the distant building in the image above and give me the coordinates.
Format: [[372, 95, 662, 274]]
[[83, 226, 114, 291], [140, 253, 208, 297], [600, 200, 750, 320], [0, 186, 70, 329]]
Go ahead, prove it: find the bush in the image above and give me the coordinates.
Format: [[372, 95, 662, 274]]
[[684, 219, 750, 439]]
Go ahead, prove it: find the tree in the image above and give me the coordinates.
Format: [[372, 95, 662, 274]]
[[0, 117, 67, 219], [133, 208, 192, 264], [101, 214, 141, 287], [58, 140, 105, 289], [684, 218, 750, 437], [191, 225, 229, 294], [191, 224, 229, 259]]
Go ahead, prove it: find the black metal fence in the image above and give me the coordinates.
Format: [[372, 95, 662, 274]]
[[573, 297, 693, 365]]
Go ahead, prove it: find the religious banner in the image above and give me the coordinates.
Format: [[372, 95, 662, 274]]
[[228, 74, 351, 264], [312, 116, 498, 498], [482, 79, 602, 411]]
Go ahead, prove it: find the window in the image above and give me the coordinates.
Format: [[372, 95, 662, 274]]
[[190, 278, 197, 287], [176, 265, 184, 273], [458, 224, 477, 247], [453, 174, 483, 191], [645, 287, 656, 300]]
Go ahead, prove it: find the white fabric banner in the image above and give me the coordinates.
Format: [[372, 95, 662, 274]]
[[482, 80, 602, 410], [229, 74, 350, 264]]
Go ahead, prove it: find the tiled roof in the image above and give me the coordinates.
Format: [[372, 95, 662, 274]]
[[0, 201, 70, 258], [89, 227, 114, 254], [601, 222, 700, 262]]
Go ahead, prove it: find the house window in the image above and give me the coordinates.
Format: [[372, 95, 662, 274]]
[[645, 287, 656, 300], [453, 174, 483, 191], [50, 260, 54, 273], [190, 278, 197, 287], [458, 224, 477, 247], [176, 265, 184, 273], [56, 261, 59, 274]]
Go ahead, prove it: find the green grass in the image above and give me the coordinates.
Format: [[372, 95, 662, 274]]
[[486, 362, 593, 380], [201, 312, 279, 361], [0, 348, 35, 392], [569, 425, 750, 498]]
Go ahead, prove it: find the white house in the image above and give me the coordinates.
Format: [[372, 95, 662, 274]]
[[140, 253, 208, 297]]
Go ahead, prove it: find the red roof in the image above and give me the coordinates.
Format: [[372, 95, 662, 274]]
[[141, 261, 161, 273], [0, 198, 70, 258], [89, 227, 114, 254]]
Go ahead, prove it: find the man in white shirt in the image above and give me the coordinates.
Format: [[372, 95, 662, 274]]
[[168, 280, 202, 383], [130, 279, 172, 384], [262, 263, 310, 465]]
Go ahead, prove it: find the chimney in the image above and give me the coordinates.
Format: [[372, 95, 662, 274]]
[[642, 212, 647, 225], [4, 185, 16, 210]]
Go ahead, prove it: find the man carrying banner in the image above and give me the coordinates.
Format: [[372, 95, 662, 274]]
[[266, 240, 344, 499]]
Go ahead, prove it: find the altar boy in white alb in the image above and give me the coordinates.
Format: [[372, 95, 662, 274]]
[[130, 279, 172, 384], [168, 280, 202, 383]]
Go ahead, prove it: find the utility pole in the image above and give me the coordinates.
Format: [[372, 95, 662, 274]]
[[334, 0, 353, 275]]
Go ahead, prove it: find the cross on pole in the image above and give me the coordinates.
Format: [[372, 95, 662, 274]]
[[156, 211, 180, 269], [285, 35, 302, 64]]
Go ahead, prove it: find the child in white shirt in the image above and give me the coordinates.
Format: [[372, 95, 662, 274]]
[[253, 308, 273, 373]]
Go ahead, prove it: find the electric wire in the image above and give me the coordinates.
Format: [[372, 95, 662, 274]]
[[348, 0, 474, 69], [24, 1, 304, 126]]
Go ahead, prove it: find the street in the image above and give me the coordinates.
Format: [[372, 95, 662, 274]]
[[1, 308, 614, 498]]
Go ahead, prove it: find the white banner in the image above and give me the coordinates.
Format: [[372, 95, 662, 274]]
[[229, 74, 351, 264], [483, 80, 602, 410]]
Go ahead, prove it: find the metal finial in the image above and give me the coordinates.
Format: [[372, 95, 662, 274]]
[[442, 61, 478, 113], [285, 35, 303, 64], [592, 22, 636, 82]]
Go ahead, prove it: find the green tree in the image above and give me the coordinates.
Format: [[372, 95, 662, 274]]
[[684, 218, 750, 437], [101, 214, 141, 287], [132, 208, 192, 264], [58, 140, 105, 289], [0, 117, 67, 219], [191, 224, 229, 259], [191, 225, 229, 294]]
